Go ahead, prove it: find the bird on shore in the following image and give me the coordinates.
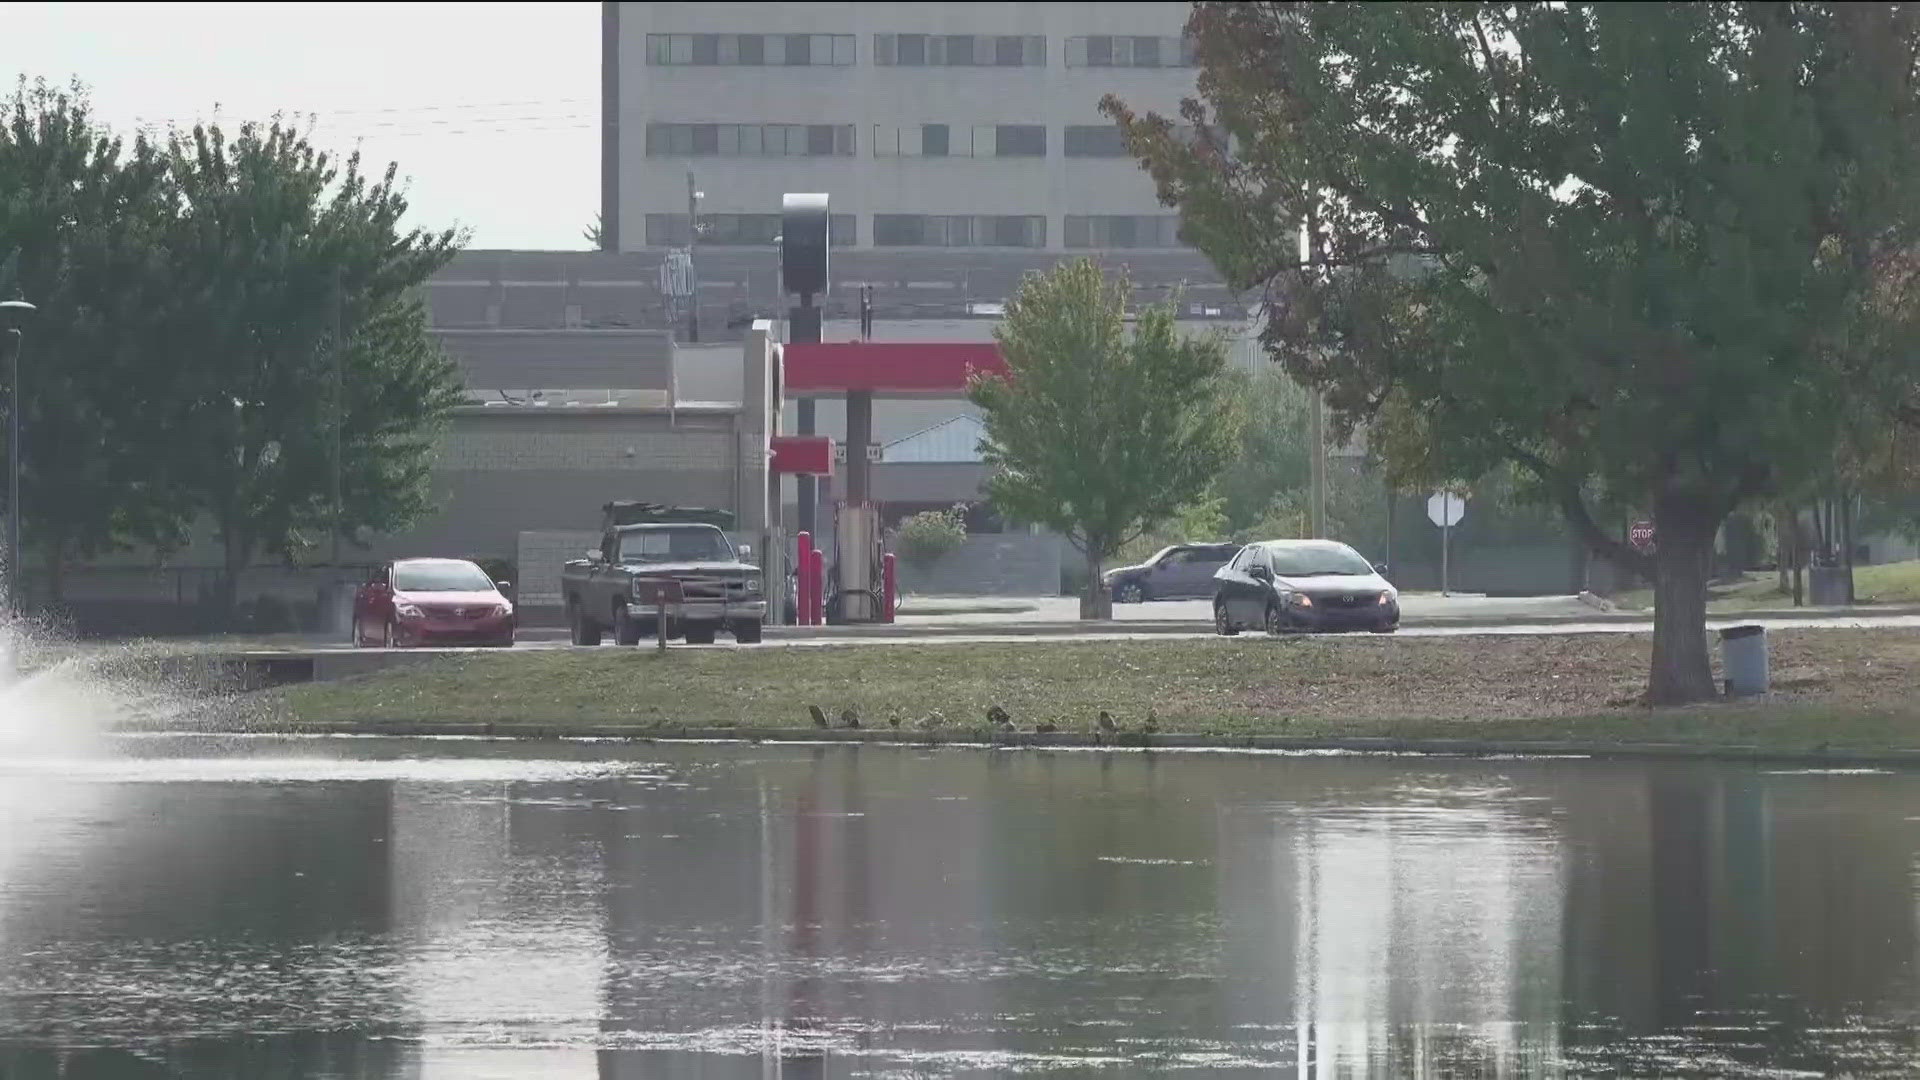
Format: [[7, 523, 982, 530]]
[[986, 704, 1011, 727], [1035, 719, 1059, 735], [840, 706, 861, 730], [1142, 708, 1159, 736], [887, 710, 902, 729], [808, 704, 828, 729], [1097, 710, 1117, 735], [915, 710, 946, 730]]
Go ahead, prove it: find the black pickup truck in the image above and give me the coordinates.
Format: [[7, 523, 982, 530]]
[[560, 506, 766, 646]]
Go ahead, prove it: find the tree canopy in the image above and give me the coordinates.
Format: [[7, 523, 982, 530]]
[[1107, 2, 1920, 702], [0, 80, 464, 617], [970, 260, 1238, 618]]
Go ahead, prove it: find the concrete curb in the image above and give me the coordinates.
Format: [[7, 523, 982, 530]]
[[139, 720, 1920, 768]]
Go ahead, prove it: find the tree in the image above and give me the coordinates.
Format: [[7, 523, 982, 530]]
[[970, 260, 1238, 619], [161, 121, 463, 616], [891, 505, 969, 571], [0, 79, 189, 601], [584, 212, 604, 250], [1107, 2, 1920, 702]]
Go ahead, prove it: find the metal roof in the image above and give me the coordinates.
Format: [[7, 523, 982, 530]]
[[881, 414, 989, 464]]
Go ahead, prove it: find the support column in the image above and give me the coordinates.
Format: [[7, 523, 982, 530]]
[[844, 391, 872, 507]]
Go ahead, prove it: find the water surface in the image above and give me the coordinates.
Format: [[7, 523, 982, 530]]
[[2, 737, 1918, 1077]]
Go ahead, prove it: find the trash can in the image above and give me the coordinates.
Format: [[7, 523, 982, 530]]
[[1720, 624, 1769, 697]]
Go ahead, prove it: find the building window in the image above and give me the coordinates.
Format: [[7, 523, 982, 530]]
[[872, 124, 1049, 158], [1064, 35, 1196, 68], [875, 33, 1044, 66], [646, 123, 856, 157], [1064, 125, 1129, 157], [1064, 214, 1183, 249], [873, 214, 1046, 248], [647, 33, 855, 66], [994, 124, 1046, 157], [646, 213, 855, 247]]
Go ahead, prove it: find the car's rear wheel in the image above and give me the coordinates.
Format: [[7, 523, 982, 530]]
[[1214, 600, 1239, 637], [1264, 602, 1285, 636], [732, 619, 763, 644], [1115, 580, 1145, 604], [613, 604, 642, 646], [568, 600, 602, 647], [684, 623, 718, 645]]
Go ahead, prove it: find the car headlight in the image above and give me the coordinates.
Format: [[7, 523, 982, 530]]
[[743, 573, 762, 594], [494, 602, 514, 616], [1290, 593, 1314, 608], [1377, 591, 1395, 606], [394, 602, 423, 618]]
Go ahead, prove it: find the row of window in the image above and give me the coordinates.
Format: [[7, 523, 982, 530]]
[[644, 123, 858, 157], [648, 33, 856, 67], [871, 124, 1045, 158], [646, 33, 1196, 69], [641, 213, 1183, 250], [647, 123, 1215, 159]]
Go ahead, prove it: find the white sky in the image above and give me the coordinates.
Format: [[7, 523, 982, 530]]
[[2, 1, 600, 250]]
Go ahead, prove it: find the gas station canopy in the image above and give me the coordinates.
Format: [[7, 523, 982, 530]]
[[782, 342, 1008, 398]]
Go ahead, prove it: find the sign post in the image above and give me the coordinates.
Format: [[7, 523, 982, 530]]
[[1426, 491, 1468, 596]]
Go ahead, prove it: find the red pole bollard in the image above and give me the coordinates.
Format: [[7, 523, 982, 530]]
[[810, 547, 826, 626], [882, 552, 897, 623], [796, 531, 813, 626]]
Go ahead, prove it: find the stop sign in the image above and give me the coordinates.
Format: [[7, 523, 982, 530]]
[[1629, 520, 1656, 553]]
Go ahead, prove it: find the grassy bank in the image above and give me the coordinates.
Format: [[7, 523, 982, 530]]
[[1614, 559, 1920, 612], [266, 629, 1920, 752]]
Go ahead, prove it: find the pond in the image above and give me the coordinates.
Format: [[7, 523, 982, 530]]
[[2, 737, 1917, 1077]]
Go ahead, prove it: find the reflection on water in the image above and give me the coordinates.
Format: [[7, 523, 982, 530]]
[[2, 737, 1919, 1077]]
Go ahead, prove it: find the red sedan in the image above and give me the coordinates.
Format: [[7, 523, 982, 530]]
[[354, 558, 515, 648]]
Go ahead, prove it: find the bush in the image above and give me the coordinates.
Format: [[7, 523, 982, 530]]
[[892, 506, 969, 570]]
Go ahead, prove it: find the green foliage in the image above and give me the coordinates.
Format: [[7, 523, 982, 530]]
[[0, 79, 185, 588], [1216, 369, 1311, 528], [969, 260, 1239, 614], [0, 82, 464, 615], [1107, 2, 1920, 702], [161, 121, 463, 602], [892, 505, 969, 570]]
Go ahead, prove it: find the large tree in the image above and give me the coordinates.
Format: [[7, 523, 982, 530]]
[[0, 81, 189, 600], [970, 259, 1238, 619], [162, 122, 463, 614], [1107, 2, 1920, 702]]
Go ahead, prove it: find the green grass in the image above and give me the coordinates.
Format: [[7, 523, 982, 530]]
[[1613, 559, 1920, 612], [266, 629, 1920, 753]]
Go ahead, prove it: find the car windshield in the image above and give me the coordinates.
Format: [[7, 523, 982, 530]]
[[391, 562, 495, 592], [618, 526, 733, 564], [1268, 544, 1374, 577]]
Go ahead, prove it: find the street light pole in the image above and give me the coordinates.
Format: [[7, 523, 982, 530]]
[[0, 299, 37, 617], [686, 171, 702, 343]]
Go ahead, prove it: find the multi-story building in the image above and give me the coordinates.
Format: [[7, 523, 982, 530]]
[[596, 0, 1244, 327]]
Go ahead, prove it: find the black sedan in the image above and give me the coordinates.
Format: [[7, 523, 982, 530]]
[[1212, 540, 1399, 635]]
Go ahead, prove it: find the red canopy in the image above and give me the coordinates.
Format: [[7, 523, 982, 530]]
[[782, 342, 1007, 397]]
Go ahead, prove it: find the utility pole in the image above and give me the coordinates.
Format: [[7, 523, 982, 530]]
[[1309, 389, 1327, 538], [685, 170, 700, 343], [331, 269, 344, 566]]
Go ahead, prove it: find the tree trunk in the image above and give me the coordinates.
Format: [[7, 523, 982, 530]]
[[1080, 549, 1112, 621], [1841, 488, 1856, 605], [1647, 513, 1719, 706], [218, 527, 251, 629], [1774, 507, 1791, 596]]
